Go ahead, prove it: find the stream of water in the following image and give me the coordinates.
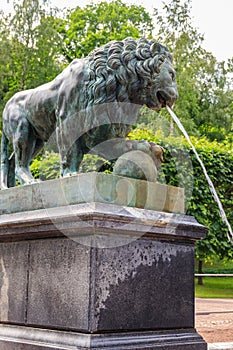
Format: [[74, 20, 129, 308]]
[[166, 105, 233, 244]]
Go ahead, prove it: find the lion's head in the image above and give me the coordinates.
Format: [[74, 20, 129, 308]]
[[84, 37, 178, 111]]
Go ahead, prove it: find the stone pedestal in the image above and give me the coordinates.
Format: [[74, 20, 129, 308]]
[[0, 173, 208, 349]]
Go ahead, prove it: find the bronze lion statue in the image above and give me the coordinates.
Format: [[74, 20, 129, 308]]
[[1, 37, 178, 189]]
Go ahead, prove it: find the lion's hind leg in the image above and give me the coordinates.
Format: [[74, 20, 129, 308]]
[[13, 116, 38, 185]]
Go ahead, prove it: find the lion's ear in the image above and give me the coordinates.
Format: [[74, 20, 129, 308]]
[[150, 42, 161, 55]]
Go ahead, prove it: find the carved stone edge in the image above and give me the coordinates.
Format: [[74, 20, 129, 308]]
[[0, 325, 207, 349], [0, 172, 185, 215], [0, 202, 208, 243]]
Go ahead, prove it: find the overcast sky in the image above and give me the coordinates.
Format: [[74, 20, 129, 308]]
[[1, 0, 233, 62]]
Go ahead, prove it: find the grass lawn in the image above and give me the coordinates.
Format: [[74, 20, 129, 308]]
[[195, 277, 233, 298]]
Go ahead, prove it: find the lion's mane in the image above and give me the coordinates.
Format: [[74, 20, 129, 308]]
[[74, 37, 172, 144], [84, 37, 171, 108]]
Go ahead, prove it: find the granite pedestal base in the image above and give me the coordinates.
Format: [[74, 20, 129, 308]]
[[0, 174, 208, 349]]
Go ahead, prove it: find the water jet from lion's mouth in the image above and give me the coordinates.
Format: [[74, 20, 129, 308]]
[[166, 105, 233, 244]]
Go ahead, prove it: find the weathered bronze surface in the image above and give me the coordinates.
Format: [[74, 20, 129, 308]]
[[113, 140, 164, 182], [1, 37, 178, 189]]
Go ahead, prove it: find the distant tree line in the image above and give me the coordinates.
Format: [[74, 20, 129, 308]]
[[0, 0, 232, 140]]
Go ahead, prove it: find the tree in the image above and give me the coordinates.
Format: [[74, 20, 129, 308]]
[[56, 0, 154, 62], [0, 14, 13, 120], [196, 61, 233, 141], [0, 0, 62, 108], [153, 0, 233, 140]]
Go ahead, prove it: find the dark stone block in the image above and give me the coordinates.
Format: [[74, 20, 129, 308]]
[[27, 238, 90, 330], [0, 202, 207, 349], [24, 236, 195, 333], [91, 239, 194, 331], [0, 242, 28, 323]]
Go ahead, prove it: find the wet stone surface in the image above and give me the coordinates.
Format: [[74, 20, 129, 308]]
[[92, 239, 194, 331], [0, 236, 195, 332]]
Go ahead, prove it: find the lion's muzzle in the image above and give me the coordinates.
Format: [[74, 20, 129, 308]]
[[152, 60, 178, 110]]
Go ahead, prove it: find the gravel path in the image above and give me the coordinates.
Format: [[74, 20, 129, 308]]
[[195, 298, 233, 343]]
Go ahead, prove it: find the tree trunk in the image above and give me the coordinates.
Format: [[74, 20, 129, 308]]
[[197, 259, 203, 286]]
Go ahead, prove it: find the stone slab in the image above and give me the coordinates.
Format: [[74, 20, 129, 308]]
[[0, 201, 207, 349], [20, 236, 195, 332], [91, 238, 195, 332], [0, 325, 207, 349], [0, 172, 184, 215], [0, 202, 208, 334], [0, 242, 28, 324], [27, 238, 91, 331], [0, 202, 207, 243]]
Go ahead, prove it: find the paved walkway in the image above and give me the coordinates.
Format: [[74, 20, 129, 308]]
[[195, 298, 233, 347]]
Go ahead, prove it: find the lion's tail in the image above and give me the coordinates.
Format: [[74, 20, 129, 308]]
[[0, 131, 15, 189]]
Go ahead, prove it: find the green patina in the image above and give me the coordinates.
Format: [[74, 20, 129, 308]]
[[0, 38, 177, 189]]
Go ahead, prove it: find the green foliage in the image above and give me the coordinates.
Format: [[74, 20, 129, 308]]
[[57, 0, 154, 61], [195, 277, 233, 298], [0, 0, 63, 123], [79, 154, 109, 173], [128, 127, 233, 261], [153, 0, 233, 141], [30, 152, 107, 180], [30, 151, 60, 180], [195, 259, 233, 274]]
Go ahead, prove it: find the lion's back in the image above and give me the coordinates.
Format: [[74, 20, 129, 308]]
[[56, 58, 88, 120], [3, 58, 88, 141]]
